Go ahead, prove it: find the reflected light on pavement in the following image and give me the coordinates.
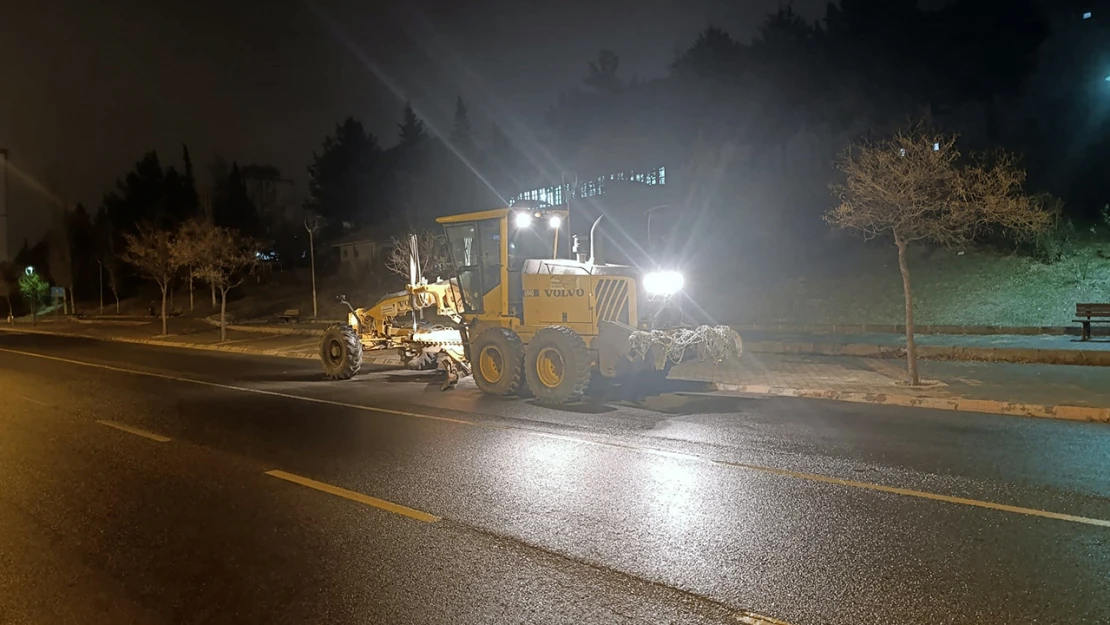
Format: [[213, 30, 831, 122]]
[[648, 458, 698, 530], [520, 438, 587, 493], [528, 438, 577, 469]]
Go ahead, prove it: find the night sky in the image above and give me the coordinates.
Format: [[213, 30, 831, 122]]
[[1, 0, 828, 245]]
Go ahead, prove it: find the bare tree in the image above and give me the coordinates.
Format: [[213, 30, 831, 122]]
[[121, 224, 181, 336], [190, 227, 258, 341], [198, 192, 219, 308], [104, 254, 122, 314], [175, 219, 217, 313], [826, 126, 1053, 385], [385, 230, 451, 282]]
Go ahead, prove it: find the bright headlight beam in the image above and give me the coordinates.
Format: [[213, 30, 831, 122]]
[[548, 215, 562, 229], [643, 270, 684, 296], [514, 212, 533, 228]]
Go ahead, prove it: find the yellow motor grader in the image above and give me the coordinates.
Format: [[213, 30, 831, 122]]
[[320, 206, 742, 404]]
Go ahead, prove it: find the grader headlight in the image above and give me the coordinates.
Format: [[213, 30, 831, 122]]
[[643, 270, 684, 297]]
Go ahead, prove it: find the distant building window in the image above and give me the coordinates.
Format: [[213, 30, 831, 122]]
[[1083, 11, 1092, 19], [933, 142, 940, 151], [510, 165, 668, 207]]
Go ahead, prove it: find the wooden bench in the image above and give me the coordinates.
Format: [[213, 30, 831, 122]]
[[1074, 303, 1110, 340], [278, 308, 301, 323]]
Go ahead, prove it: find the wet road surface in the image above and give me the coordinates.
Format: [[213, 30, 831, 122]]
[[1, 332, 1108, 624]]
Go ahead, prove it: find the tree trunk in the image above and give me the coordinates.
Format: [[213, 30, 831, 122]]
[[309, 233, 318, 318], [68, 287, 75, 317], [189, 273, 194, 312], [62, 291, 69, 316], [5, 296, 11, 324], [160, 285, 168, 336], [31, 301, 36, 326], [98, 262, 104, 316], [895, 236, 919, 385], [114, 292, 120, 314], [220, 289, 227, 342], [211, 282, 217, 308]]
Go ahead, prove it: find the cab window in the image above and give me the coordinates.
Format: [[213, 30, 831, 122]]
[[444, 219, 502, 313]]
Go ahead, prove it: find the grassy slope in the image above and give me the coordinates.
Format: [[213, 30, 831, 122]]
[[77, 238, 1109, 329], [720, 240, 1110, 327], [74, 268, 401, 324]]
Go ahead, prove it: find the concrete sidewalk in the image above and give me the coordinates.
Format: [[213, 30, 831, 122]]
[[743, 330, 1110, 366], [671, 352, 1110, 423]]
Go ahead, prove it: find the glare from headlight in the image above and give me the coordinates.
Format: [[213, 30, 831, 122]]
[[514, 212, 533, 228], [347, 312, 360, 331], [643, 270, 684, 296]]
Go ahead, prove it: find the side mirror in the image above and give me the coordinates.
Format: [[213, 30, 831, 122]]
[[336, 294, 355, 313]]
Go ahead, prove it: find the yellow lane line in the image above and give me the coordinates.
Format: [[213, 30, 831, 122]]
[[4, 346, 1109, 529], [264, 469, 439, 523], [736, 612, 794, 625], [96, 420, 172, 443]]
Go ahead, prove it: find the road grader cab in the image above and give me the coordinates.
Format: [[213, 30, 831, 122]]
[[320, 206, 742, 404]]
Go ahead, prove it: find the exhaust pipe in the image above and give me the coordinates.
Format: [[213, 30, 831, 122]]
[[588, 215, 604, 265]]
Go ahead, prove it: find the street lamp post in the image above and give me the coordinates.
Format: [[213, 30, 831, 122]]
[[97, 259, 104, 316]]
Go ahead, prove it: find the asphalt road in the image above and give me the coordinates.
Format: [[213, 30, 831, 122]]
[[1, 331, 1108, 625]]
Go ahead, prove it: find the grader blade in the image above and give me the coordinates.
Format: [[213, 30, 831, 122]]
[[665, 352, 747, 386], [598, 321, 745, 384], [643, 325, 746, 387]]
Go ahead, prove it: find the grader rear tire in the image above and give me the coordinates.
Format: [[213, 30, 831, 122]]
[[472, 327, 526, 396], [320, 324, 363, 380], [525, 326, 591, 404]]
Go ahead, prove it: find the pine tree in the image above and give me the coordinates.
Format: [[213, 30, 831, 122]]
[[213, 162, 260, 235], [398, 100, 427, 147], [305, 117, 381, 226], [181, 143, 199, 212], [450, 95, 474, 154]]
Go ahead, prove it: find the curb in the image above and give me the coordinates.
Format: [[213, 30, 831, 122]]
[[711, 383, 1110, 423], [0, 325, 402, 366], [113, 337, 321, 360], [733, 323, 1107, 337], [200, 317, 324, 337], [0, 326, 321, 360], [745, 340, 1110, 366], [72, 318, 151, 326]]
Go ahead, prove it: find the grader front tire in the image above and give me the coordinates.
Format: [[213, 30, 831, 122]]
[[472, 327, 527, 397], [320, 324, 363, 380]]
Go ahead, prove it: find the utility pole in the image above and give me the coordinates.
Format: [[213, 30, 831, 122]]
[[305, 217, 320, 318], [97, 258, 104, 315], [0, 149, 8, 264]]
